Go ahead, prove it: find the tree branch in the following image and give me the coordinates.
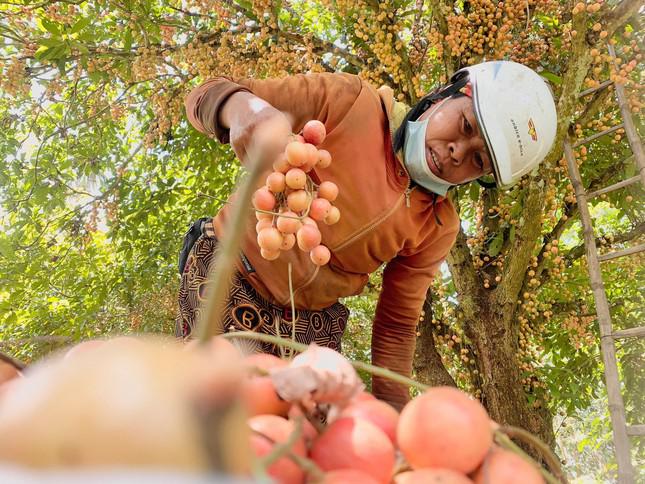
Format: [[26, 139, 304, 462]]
[[427, 0, 456, 74], [601, 0, 643, 41], [565, 220, 645, 262], [576, 85, 614, 128]]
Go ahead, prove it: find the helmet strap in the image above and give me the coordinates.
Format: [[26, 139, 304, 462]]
[[476, 178, 498, 189]]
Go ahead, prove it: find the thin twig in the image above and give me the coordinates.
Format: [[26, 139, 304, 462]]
[[288, 262, 296, 359], [494, 430, 562, 484], [258, 416, 303, 468], [220, 331, 429, 392], [252, 424, 324, 480], [499, 425, 567, 483], [196, 149, 267, 341]]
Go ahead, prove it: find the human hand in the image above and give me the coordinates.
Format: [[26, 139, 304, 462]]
[[220, 91, 294, 168]]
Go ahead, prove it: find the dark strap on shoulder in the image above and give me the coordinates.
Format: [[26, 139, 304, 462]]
[[178, 217, 211, 274]]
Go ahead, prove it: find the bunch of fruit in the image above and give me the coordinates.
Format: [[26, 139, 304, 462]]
[[252, 120, 339, 266], [240, 344, 547, 484], [0, 337, 550, 484]]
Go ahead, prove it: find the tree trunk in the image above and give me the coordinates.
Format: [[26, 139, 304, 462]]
[[447, 227, 556, 448], [413, 294, 457, 388]]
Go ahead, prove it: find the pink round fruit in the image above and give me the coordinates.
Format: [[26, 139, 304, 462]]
[[273, 152, 291, 173], [339, 399, 399, 444], [249, 415, 307, 484], [311, 417, 395, 483], [257, 227, 283, 252], [256, 211, 273, 221], [287, 190, 310, 213], [276, 211, 302, 234], [297, 224, 322, 252], [260, 248, 280, 261], [473, 448, 544, 484], [280, 233, 296, 251], [395, 469, 473, 484], [285, 141, 307, 167], [351, 391, 377, 403], [310, 198, 332, 221], [255, 219, 273, 234], [320, 469, 381, 484], [397, 387, 493, 474], [266, 172, 286, 193], [318, 181, 339, 201], [242, 354, 290, 416], [310, 244, 331, 266], [324, 206, 341, 225], [317, 149, 332, 169], [304, 143, 319, 167], [285, 168, 307, 190], [253, 187, 276, 211], [302, 120, 326, 145], [287, 405, 319, 448]]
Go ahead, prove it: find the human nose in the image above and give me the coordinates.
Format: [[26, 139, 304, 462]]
[[449, 137, 483, 165], [448, 140, 468, 165]]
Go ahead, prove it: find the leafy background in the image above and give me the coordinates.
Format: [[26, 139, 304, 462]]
[[0, 0, 643, 480]]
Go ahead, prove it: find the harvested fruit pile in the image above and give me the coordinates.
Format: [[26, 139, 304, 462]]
[[252, 120, 339, 266], [0, 336, 553, 484]]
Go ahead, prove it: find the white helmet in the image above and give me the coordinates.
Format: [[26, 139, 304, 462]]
[[452, 61, 558, 187]]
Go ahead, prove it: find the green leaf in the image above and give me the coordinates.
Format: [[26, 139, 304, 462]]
[[541, 71, 562, 85], [123, 29, 133, 51], [488, 232, 504, 257], [35, 44, 66, 61], [71, 41, 90, 56], [38, 37, 64, 48], [0, 239, 14, 259], [70, 17, 92, 34], [469, 182, 480, 202], [40, 18, 62, 35], [509, 225, 516, 243]]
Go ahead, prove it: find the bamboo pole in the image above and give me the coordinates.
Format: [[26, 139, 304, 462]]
[[563, 140, 634, 483], [608, 44, 645, 187]]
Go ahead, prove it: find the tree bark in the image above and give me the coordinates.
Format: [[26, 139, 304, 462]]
[[447, 227, 556, 448], [413, 293, 457, 388]]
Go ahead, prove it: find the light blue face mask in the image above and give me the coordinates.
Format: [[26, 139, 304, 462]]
[[403, 118, 454, 197]]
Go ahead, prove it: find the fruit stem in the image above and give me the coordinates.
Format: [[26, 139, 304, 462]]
[[254, 419, 325, 480], [288, 262, 297, 359], [497, 426, 568, 483], [298, 402, 327, 434], [221, 331, 430, 392], [494, 430, 564, 484], [197, 140, 271, 342]]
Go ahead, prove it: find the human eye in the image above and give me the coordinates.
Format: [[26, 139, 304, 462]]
[[462, 115, 472, 134], [474, 152, 484, 170]]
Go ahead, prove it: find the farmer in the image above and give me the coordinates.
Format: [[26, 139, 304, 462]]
[[177, 61, 557, 409]]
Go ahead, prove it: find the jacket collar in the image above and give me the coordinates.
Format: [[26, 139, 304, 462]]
[[377, 86, 410, 138]]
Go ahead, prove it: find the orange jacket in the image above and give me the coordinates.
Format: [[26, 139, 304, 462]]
[[184, 73, 460, 408]]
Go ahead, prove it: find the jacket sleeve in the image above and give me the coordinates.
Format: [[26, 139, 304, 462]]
[[371, 208, 460, 410], [184, 73, 363, 144]]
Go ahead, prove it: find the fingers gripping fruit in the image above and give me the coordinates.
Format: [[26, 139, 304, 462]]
[[251, 122, 340, 266]]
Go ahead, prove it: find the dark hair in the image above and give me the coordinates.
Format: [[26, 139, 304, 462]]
[[392, 74, 470, 154]]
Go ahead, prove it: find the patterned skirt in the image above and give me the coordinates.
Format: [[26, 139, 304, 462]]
[[176, 218, 349, 355]]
